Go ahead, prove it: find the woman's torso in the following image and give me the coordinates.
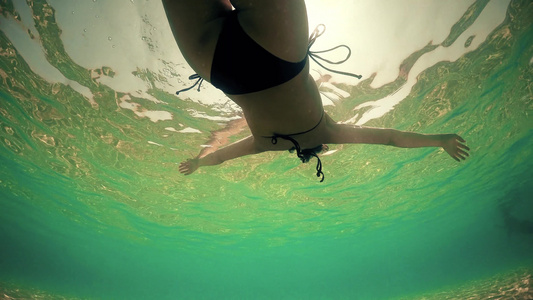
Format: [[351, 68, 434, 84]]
[[228, 61, 327, 151]]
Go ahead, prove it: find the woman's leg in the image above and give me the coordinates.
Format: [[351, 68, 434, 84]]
[[162, 0, 232, 78], [230, 0, 310, 62]]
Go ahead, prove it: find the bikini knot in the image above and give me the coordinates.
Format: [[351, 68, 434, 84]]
[[308, 24, 362, 80], [176, 74, 205, 95]]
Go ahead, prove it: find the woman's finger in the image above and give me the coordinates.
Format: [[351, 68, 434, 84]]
[[458, 143, 470, 151], [455, 135, 466, 143], [458, 149, 469, 157]]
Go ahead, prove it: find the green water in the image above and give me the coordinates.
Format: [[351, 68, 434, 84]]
[[1, 0, 532, 299]]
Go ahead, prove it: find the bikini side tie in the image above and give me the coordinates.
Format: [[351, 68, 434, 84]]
[[265, 111, 326, 182], [270, 134, 325, 182], [176, 74, 204, 95], [308, 24, 362, 79]]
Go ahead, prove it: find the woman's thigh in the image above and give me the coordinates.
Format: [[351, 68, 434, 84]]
[[162, 0, 232, 77], [230, 0, 309, 62]]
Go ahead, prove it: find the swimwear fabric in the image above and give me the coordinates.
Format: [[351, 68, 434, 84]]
[[210, 10, 307, 95]]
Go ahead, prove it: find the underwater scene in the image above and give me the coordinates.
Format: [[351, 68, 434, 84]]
[[0, 0, 532, 299]]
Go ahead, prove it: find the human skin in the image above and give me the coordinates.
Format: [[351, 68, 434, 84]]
[[162, 0, 470, 176]]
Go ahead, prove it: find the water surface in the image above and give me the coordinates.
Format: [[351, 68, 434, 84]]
[[0, 0, 532, 298]]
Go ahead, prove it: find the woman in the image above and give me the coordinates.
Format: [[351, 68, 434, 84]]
[[162, 0, 469, 181]]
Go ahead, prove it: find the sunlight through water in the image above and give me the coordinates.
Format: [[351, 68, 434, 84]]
[[0, 0, 532, 299]]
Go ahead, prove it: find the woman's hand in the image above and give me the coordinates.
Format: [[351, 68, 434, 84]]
[[179, 158, 200, 175], [441, 134, 470, 161]]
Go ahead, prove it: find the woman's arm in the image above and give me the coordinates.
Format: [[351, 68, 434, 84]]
[[326, 123, 470, 161], [179, 135, 263, 175]]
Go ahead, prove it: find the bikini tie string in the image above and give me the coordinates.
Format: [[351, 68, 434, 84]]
[[310, 152, 324, 182], [270, 133, 325, 183], [176, 74, 204, 95], [308, 24, 362, 80]]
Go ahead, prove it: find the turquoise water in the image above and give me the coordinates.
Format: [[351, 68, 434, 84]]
[[1, 0, 532, 299]]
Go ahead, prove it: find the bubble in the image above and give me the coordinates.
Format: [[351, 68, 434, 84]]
[[83, 28, 87, 32]]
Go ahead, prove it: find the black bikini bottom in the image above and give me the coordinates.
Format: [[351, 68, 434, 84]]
[[210, 10, 307, 95]]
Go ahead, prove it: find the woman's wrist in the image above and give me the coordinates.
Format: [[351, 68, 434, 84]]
[[197, 153, 221, 167], [433, 134, 446, 148]]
